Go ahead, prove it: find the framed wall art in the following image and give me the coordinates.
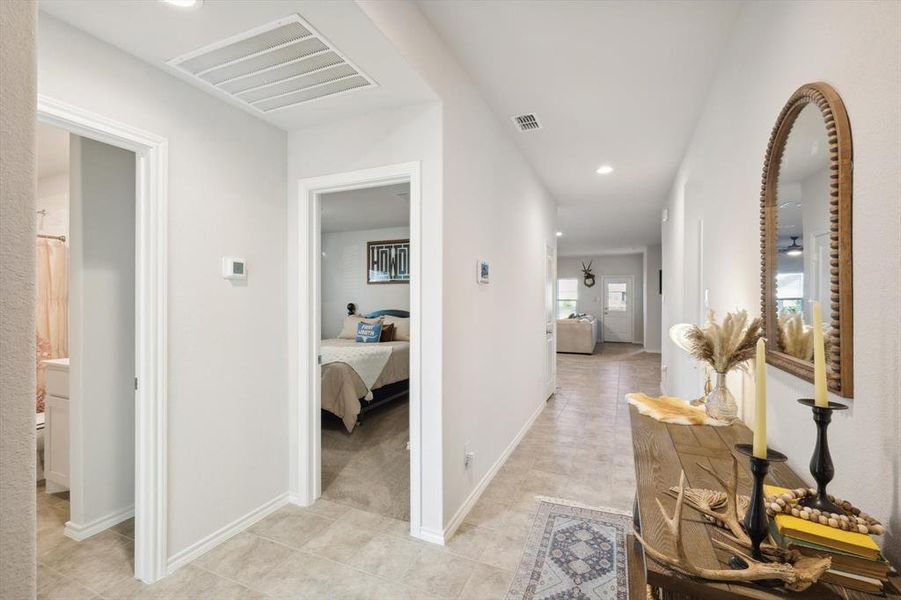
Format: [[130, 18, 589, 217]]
[[367, 239, 410, 284]]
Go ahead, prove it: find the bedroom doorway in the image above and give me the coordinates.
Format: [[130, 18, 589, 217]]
[[318, 182, 411, 522], [294, 162, 424, 540]]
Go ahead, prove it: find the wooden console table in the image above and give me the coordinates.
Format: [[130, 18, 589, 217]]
[[629, 405, 899, 600]]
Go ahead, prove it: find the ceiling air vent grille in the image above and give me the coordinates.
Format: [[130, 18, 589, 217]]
[[512, 114, 541, 132], [167, 14, 376, 113]]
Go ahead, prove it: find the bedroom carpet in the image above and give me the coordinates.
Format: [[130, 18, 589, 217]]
[[321, 397, 411, 522]]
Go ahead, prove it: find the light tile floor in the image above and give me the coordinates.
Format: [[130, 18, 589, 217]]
[[36, 343, 660, 599]]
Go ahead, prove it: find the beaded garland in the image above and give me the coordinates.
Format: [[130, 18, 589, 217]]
[[765, 488, 885, 536]]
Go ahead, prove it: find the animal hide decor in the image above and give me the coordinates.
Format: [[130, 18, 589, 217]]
[[626, 393, 727, 426]]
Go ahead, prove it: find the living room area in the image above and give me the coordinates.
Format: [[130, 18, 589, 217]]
[[555, 248, 662, 356]]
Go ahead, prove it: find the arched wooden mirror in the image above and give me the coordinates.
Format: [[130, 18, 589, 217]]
[[760, 82, 853, 398]]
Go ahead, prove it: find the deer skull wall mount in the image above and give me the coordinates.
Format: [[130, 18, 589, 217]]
[[581, 261, 596, 288]]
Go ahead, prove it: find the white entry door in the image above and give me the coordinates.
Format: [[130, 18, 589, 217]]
[[544, 244, 556, 398], [601, 276, 634, 343]]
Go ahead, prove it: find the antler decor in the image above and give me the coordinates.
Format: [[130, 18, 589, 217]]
[[634, 470, 831, 591], [581, 260, 596, 288], [668, 457, 750, 546]]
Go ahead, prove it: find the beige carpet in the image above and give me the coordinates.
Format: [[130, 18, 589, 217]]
[[321, 398, 410, 522]]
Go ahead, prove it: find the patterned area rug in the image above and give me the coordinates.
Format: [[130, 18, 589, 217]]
[[506, 498, 631, 600]]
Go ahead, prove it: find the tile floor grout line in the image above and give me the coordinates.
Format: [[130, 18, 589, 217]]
[[191, 561, 275, 598]]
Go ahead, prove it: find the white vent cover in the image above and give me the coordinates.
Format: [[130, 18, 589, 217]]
[[512, 114, 541, 131], [167, 15, 376, 113]]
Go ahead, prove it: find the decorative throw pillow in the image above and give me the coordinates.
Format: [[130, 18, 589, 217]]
[[380, 323, 396, 342], [338, 316, 381, 339], [355, 321, 382, 343], [382, 316, 410, 341]]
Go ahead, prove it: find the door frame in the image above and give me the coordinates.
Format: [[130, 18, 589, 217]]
[[37, 95, 169, 584], [544, 243, 556, 398], [601, 275, 635, 343], [293, 162, 423, 538]]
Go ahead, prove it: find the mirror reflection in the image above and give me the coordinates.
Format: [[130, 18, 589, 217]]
[[774, 104, 831, 362]]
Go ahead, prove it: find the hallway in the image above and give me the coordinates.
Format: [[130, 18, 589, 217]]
[[35, 344, 661, 599]]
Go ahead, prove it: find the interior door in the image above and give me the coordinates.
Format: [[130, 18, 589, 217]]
[[544, 244, 556, 398], [602, 276, 634, 343], [69, 135, 136, 529]]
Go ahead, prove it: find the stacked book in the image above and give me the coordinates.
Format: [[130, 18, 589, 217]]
[[765, 485, 892, 593]]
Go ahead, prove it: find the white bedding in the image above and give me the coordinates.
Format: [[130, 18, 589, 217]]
[[320, 339, 410, 432], [320, 343, 391, 399]]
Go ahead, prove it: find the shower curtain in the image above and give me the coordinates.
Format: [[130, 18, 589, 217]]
[[36, 238, 68, 412]]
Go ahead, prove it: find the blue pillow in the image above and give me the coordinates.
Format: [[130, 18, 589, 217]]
[[355, 321, 382, 343]]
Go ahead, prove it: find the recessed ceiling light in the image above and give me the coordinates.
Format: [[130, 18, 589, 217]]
[[556, 231, 563, 237], [161, 0, 203, 9], [596, 165, 614, 175]]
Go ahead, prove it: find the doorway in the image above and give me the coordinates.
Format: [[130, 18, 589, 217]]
[[295, 162, 425, 539], [37, 96, 168, 583], [544, 243, 556, 398], [601, 275, 634, 343], [37, 122, 137, 591], [317, 183, 411, 521]]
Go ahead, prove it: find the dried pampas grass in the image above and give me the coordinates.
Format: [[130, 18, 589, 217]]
[[778, 311, 831, 361], [778, 312, 814, 360], [685, 310, 762, 374]]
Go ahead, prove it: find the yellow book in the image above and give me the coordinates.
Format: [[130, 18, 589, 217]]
[[764, 485, 881, 560]]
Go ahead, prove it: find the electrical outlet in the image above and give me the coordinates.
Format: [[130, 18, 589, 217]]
[[464, 442, 474, 468]]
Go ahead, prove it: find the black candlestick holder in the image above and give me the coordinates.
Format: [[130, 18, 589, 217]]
[[797, 398, 848, 515], [729, 443, 787, 578]]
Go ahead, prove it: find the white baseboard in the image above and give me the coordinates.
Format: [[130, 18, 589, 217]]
[[442, 398, 547, 542], [65, 505, 134, 541], [416, 527, 446, 545], [167, 492, 290, 575]]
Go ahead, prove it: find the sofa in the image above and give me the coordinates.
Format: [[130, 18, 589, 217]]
[[556, 315, 598, 354]]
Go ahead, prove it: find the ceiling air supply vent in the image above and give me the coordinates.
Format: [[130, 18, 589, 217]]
[[512, 113, 542, 132], [167, 14, 376, 113]]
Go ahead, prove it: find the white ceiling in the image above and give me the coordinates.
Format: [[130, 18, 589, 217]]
[[39, 0, 435, 130], [37, 121, 69, 180], [321, 183, 410, 233], [418, 1, 742, 256]]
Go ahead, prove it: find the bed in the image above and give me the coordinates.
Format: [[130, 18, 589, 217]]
[[320, 310, 410, 432]]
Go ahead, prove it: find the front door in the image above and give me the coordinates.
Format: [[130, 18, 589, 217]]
[[602, 276, 634, 343]]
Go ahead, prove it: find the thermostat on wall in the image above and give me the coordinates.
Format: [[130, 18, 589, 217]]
[[222, 257, 246, 280]]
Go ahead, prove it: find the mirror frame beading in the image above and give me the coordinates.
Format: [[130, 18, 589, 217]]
[[759, 82, 853, 398]]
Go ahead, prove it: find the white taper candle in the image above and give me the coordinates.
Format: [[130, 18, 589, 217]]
[[753, 337, 767, 459], [812, 301, 828, 407]]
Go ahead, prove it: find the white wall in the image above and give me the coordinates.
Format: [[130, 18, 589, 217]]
[[287, 102, 445, 534], [38, 15, 289, 559], [661, 1, 901, 561], [321, 226, 410, 339], [68, 135, 135, 530], [643, 245, 662, 352], [0, 1, 37, 595], [557, 254, 645, 343], [357, 2, 558, 529]]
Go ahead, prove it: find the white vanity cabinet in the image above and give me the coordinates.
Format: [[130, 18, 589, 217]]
[[43, 358, 70, 493]]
